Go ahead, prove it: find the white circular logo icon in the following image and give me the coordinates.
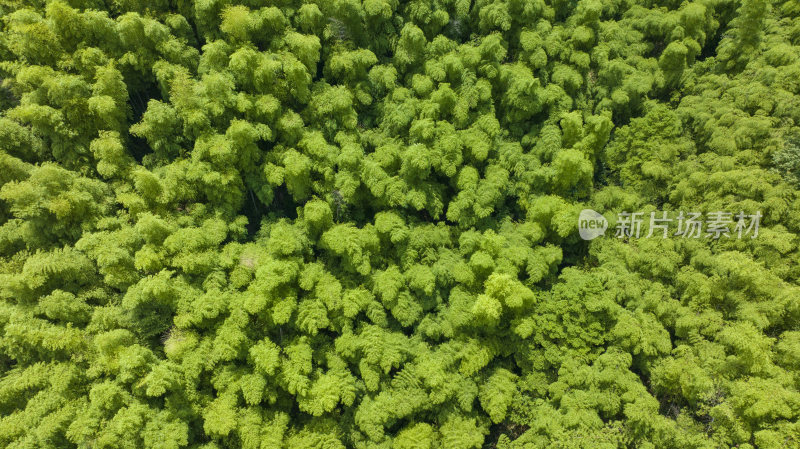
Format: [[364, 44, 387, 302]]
[[578, 209, 608, 240]]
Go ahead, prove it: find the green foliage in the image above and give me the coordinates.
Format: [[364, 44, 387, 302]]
[[1, 0, 800, 448]]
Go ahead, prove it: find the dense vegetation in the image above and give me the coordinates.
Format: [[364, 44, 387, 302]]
[[1, 0, 799, 447]]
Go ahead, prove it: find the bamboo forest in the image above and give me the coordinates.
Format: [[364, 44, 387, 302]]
[[1, 0, 799, 448]]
